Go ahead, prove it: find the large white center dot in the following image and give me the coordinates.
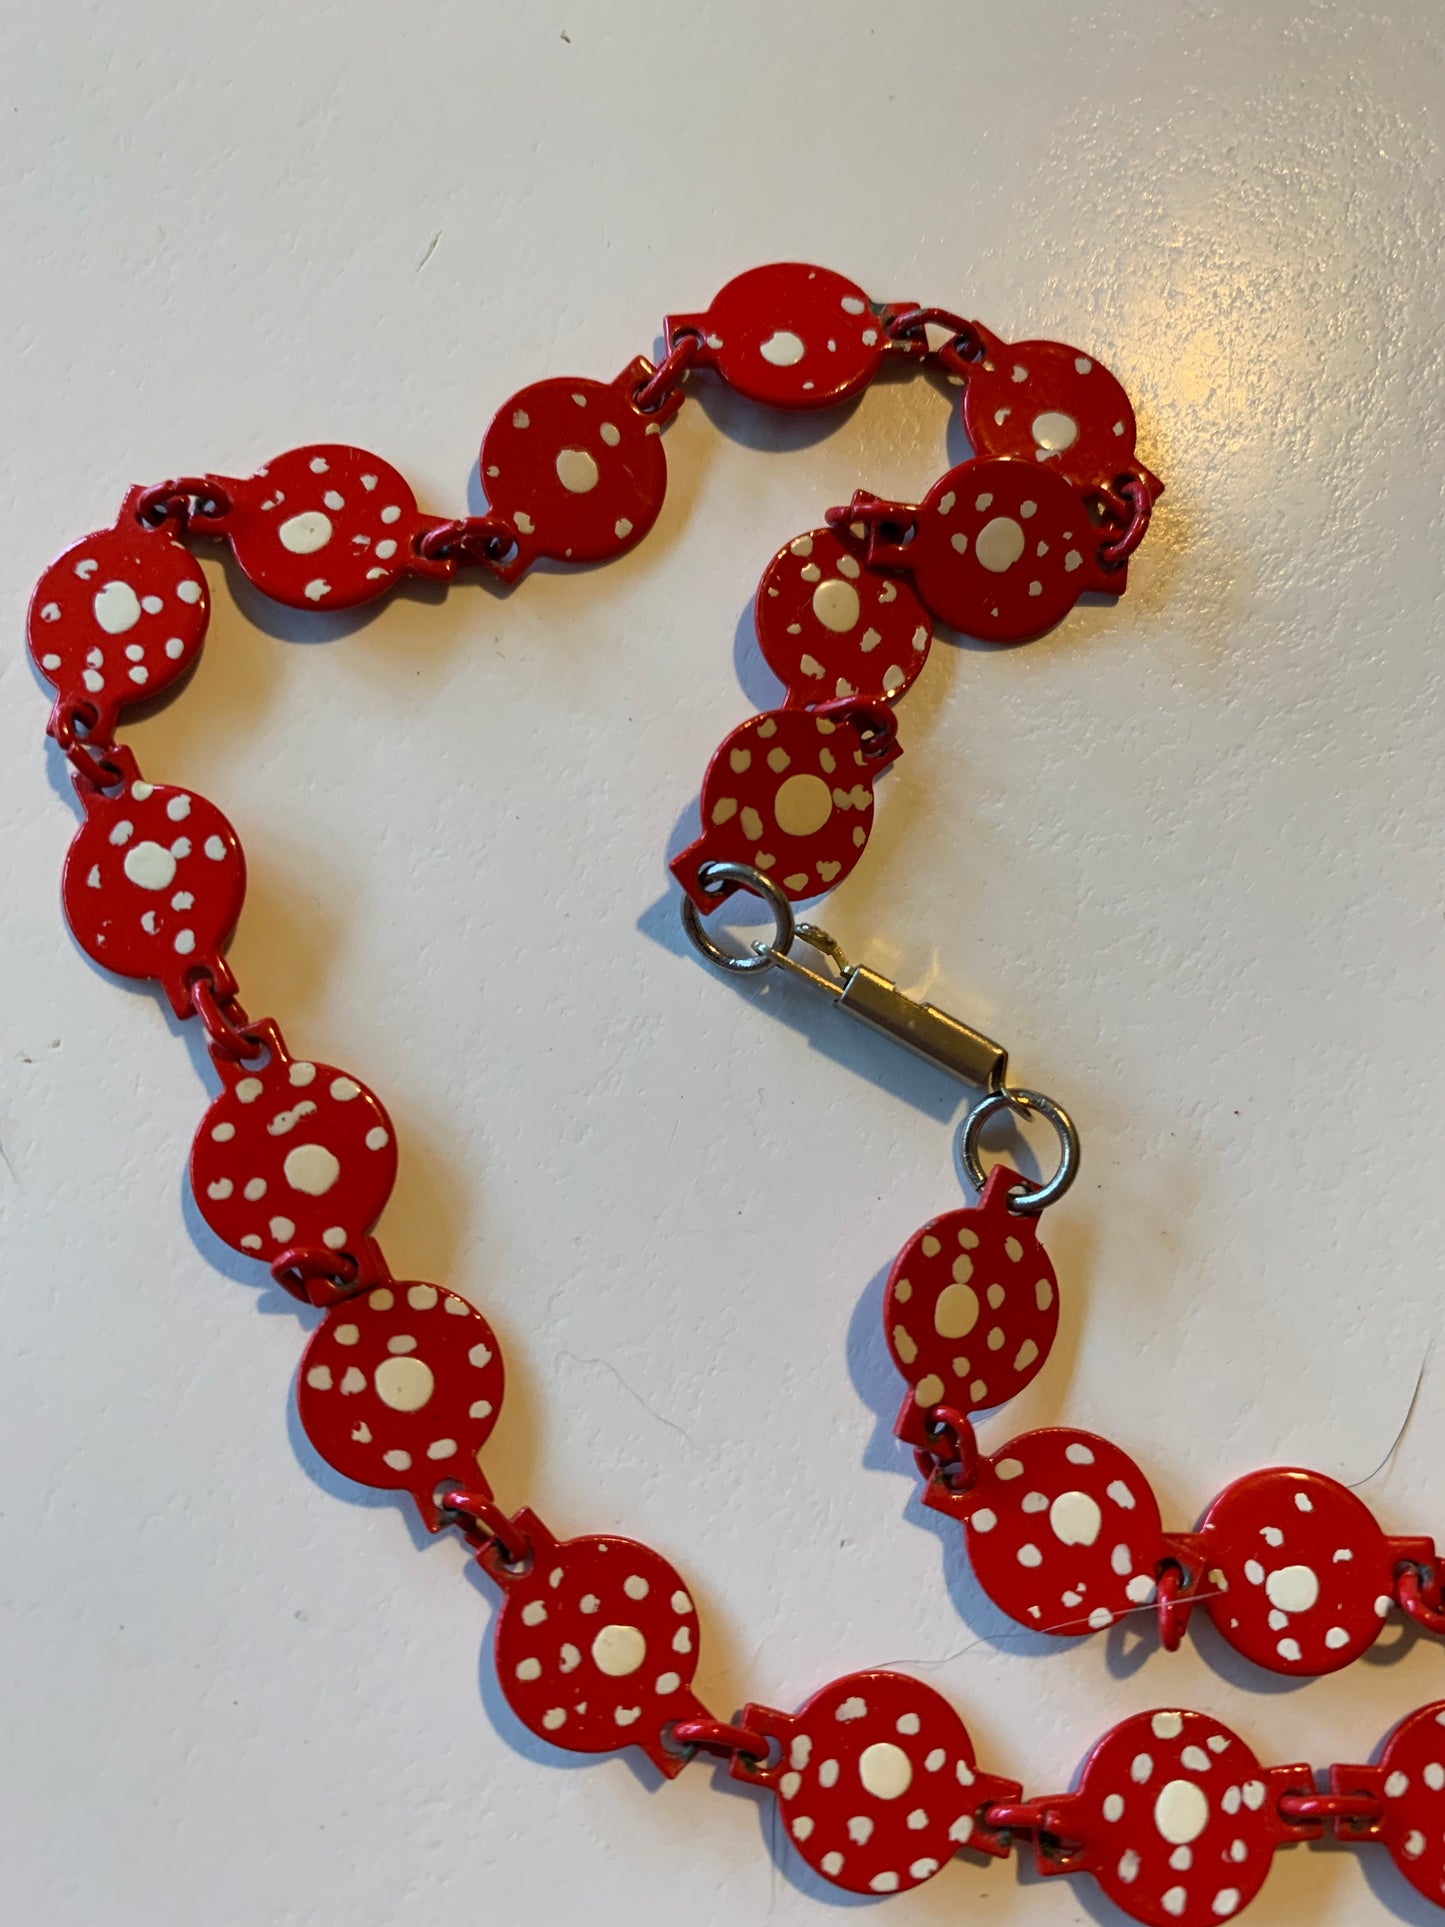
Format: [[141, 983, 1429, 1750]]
[[858, 1741, 913, 1800], [933, 1280, 979, 1339], [93, 580, 142, 633], [812, 578, 860, 632], [555, 448, 599, 493], [773, 772, 833, 838], [1264, 1564, 1320, 1613], [1154, 1778, 1210, 1846], [760, 330, 805, 366], [373, 1355, 436, 1412], [975, 517, 1027, 573], [591, 1623, 646, 1677], [1050, 1489, 1102, 1547], [284, 1142, 342, 1196], [1031, 411, 1079, 452], [123, 840, 178, 891], [278, 511, 334, 554]]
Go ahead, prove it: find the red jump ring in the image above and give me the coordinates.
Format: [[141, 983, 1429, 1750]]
[[811, 692, 899, 754], [134, 477, 233, 530], [882, 305, 984, 365], [912, 1402, 980, 1494], [1098, 476, 1153, 569], [189, 974, 268, 1061], [635, 332, 701, 413], [984, 1800, 1050, 1834], [1396, 1565, 1445, 1635], [439, 1489, 533, 1568], [1278, 1790, 1382, 1826], [415, 516, 518, 570], [48, 703, 126, 788], [1155, 1562, 1194, 1651], [669, 1716, 770, 1764]]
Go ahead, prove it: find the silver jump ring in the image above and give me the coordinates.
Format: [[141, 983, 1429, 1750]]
[[958, 1086, 1080, 1215], [679, 861, 796, 975]]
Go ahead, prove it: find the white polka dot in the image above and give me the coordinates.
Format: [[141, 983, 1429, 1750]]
[[93, 580, 141, 634], [1265, 1564, 1319, 1613], [1155, 1779, 1209, 1844], [591, 1624, 645, 1676], [975, 517, 1025, 573], [859, 1742, 913, 1800], [122, 841, 177, 891], [1031, 411, 1078, 452], [812, 579, 860, 632], [1050, 1490, 1102, 1546], [284, 1143, 341, 1196], [279, 511, 334, 554], [555, 448, 599, 493], [374, 1356, 435, 1411], [624, 1574, 649, 1601], [760, 330, 805, 366]]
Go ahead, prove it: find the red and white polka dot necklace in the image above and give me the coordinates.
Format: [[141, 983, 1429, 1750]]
[[28, 262, 1445, 1923]]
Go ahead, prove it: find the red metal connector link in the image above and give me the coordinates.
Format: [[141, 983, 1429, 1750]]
[[189, 973, 267, 1061], [415, 514, 519, 572], [669, 1716, 770, 1764], [1395, 1563, 1445, 1633], [1155, 1561, 1196, 1651], [634, 331, 701, 413], [439, 1487, 533, 1567], [1278, 1789, 1383, 1825], [134, 476, 233, 530], [879, 302, 985, 371], [1098, 474, 1154, 568]]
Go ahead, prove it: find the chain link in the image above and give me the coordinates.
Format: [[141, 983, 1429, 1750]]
[[635, 331, 701, 413], [1097, 475, 1154, 569], [667, 1716, 770, 1766], [415, 515, 519, 572], [134, 476, 233, 530], [438, 1487, 534, 1567]]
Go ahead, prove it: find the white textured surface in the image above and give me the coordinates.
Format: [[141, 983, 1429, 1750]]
[[1, 6, 1442, 1923]]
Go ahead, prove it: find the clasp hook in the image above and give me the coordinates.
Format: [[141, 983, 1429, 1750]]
[[679, 861, 1008, 1090]]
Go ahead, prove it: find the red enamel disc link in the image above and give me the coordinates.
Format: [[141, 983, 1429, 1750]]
[[887, 1165, 1442, 1678], [41, 265, 1435, 1925]]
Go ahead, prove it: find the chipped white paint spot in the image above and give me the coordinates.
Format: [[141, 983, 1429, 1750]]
[[760, 330, 805, 366]]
